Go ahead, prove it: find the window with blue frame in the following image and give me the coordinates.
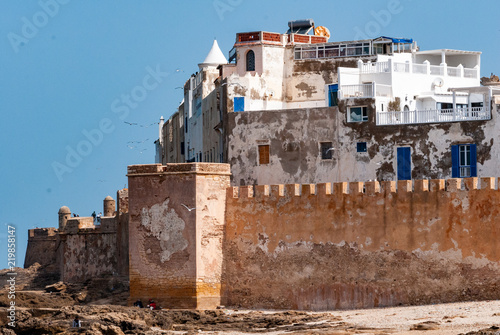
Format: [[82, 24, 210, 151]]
[[234, 97, 244, 112], [397, 147, 411, 181], [328, 84, 338, 107], [451, 144, 477, 178]]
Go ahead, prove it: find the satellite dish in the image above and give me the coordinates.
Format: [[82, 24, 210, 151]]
[[314, 26, 331, 40], [433, 77, 444, 87]]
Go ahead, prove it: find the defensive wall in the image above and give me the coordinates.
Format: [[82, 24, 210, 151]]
[[25, 163, 500, 310], [224, 177, 500, 310], [127, 164, 500, 310], [24, 189, 129, 284]]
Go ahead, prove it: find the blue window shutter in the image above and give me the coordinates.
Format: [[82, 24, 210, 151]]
[[397, 147, 411, 180], [234, 97, 244, 112], [451, 145, 459, 178], [470, 144, 477, 177], [328, 84, 338, 107]]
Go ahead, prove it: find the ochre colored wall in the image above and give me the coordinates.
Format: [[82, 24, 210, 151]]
[[223, 177, 500, 310], [127, 163, 230, 309]]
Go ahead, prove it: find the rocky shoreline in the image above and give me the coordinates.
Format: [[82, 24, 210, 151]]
[[1, 265, 500, 334]]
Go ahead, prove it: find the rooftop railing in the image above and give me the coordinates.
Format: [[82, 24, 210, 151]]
[[376, 107, 490, 125], [357, 59, 479, 78]]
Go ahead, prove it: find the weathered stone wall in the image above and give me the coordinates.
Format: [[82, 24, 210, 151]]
[[127, 163, 230, 309], [24, 228, 58, 269], [60, 229, 118, 282], [226, 105, 498, 186], [25, 191, 129, 283], [223, 178, 500, 310]]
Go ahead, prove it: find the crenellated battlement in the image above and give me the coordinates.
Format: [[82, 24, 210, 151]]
[[227, 177, 498, 199]]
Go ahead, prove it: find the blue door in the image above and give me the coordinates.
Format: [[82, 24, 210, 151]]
[[397, 147, 411, 180], [234, 97, 244, 112], [328, 84, 338, 107]]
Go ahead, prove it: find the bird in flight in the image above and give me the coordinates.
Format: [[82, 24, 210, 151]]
[[181, 204, 196, 211]]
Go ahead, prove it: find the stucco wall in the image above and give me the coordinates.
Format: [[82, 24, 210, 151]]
[[223, 178, 500, 310], [127, 163, 230, 309], [226, 105, 499, 186]]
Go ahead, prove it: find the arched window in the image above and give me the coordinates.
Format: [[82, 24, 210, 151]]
[[246, 50, 255, 71]]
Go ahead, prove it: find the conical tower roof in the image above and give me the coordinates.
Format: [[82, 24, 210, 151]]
[[199, 40, 227, 69]]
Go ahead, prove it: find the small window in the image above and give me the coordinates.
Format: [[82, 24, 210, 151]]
[[348, 106, 368, 122], [320, 142, 333, 159], [258, 145, 270, 165], [328, 84, 338, 107], [452, 144, 477, 178], [246, 50, 255, 71], [357, 142, 367, 153], [234, 97, 245, 112]]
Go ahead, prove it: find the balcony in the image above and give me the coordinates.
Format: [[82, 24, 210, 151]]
[[338, 83, 391, 99], [376, 107, 490, 125], [358, 59, 479, 79]]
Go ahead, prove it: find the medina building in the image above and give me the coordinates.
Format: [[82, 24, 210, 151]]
[[156, 19, 500, 186]]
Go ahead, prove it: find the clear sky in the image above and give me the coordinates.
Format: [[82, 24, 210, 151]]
[[1, 0, 499, 270]]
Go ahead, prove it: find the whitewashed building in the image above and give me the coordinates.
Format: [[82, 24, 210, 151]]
[[157, 20, 500, 185]]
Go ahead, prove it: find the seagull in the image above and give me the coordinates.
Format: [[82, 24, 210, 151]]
[[326, 147, 335, 153], [181, 204, 196, 211]]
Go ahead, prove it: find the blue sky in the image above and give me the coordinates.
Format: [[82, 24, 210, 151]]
[[1, 0, 499, 270]]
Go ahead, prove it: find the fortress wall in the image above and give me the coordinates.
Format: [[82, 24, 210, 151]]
[[223, 177, 500, 310], [24, 228, 59, 269], [61, 229, 118, 282], [117, 189, 130, 277]]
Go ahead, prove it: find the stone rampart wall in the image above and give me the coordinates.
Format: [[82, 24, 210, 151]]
[[223, 177, 500, 310]]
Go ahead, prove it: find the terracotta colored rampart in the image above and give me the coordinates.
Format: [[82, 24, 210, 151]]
[[223, 177, 500, 310]]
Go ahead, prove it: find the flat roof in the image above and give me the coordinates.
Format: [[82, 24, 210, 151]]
[[416, 49, 481, 56]]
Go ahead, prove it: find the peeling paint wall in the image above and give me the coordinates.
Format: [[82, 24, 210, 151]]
[[127, 163, 230, 309], [223, 178, 500, 310], [227, 105, 499, 186], [61, 232, 118, 282]]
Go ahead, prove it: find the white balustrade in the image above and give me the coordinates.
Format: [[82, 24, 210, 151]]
[[447, 66, 460, 77], [377, 107, 490, 125]]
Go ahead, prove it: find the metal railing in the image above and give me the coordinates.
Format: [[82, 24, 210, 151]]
[[377, 107, 490, 125]]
